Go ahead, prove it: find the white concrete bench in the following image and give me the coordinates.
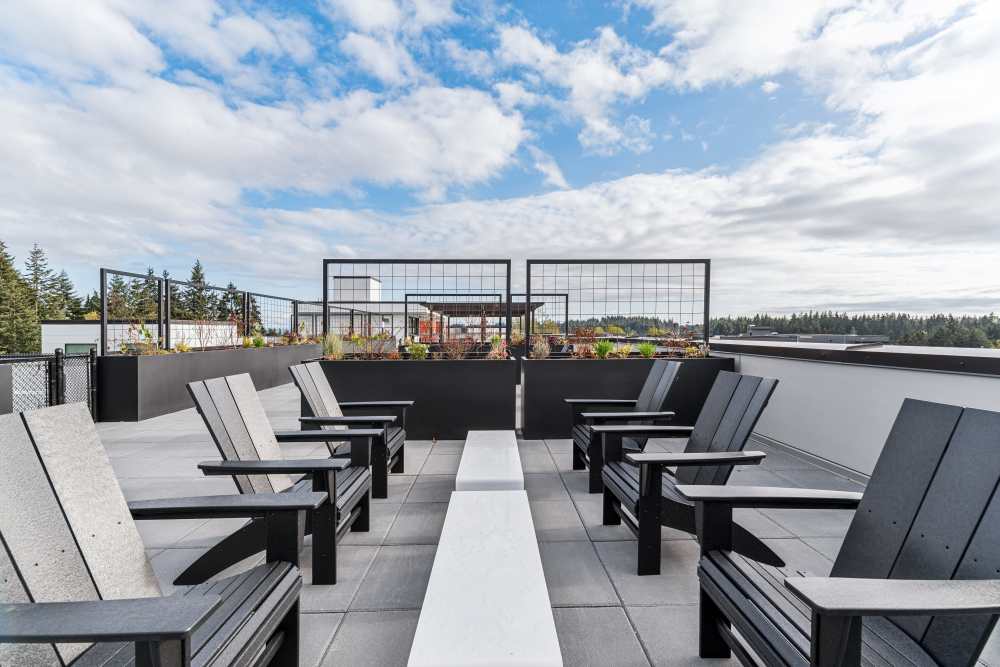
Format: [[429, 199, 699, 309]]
[[455, 429, 523, 491], [408, 490, 562, 667]]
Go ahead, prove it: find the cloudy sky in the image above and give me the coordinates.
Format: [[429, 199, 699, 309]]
[[1, 0, 998, 314]]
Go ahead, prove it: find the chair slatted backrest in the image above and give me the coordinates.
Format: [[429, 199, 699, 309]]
[[189, 375, 295, 493], [674, 372, 777, 485], [289, 363, 348, 455], [1, 406, 161, 664], [635, 360, 670, 412], [832, 399, 1000, 666], [624, 361, 680, 451]]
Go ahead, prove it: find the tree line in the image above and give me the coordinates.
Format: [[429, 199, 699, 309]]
[[710, 312, 1000, 348]]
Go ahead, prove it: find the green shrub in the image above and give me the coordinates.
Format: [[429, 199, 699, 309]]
[[409, 342, 429, 360], [638, 342, 656, 358], [594, 340, 614, 359], [323, 332, 344, 360]]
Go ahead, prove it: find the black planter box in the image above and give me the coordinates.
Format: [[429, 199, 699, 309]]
[[521, 356, 735, 439], [98, 345, 322, 421], [315, 359, 517, 440]]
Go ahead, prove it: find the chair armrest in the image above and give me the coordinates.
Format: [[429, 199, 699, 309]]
[[786, 578, 1000, 616], [0, 596, 221, 644], [299, 415, 396, 426], [564, 398, 637, 406], [198, 459, 350, 475], [591, 424, 694, 437], [627, 451, 766, 467], [676, 485, 862, 509], [128, 492, 328, 520], [582, 411, 675, 422], [275, 428, 384, 443], [339, 400, 415, 408]]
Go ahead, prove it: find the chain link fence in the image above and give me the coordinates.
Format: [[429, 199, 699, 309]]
[[1, 350, 96, 416]]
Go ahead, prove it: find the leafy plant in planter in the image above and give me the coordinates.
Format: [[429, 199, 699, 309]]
[[685, 342, 710, 358], [638, 342, 656, 358], [409, 342, 429, 360], [614, 343, 633, 358], [594, 340, 614, 359], [510, 330, 525, 346]]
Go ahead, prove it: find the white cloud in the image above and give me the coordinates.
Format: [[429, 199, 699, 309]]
[[527, 146, 569, 189], [493, 81, 543, 110], [497, 24, 673, 154], [760, 80, 780, 94], [443, 39, 495, 78], [341, 32, 422, 85], [323, 0, 402, 33]]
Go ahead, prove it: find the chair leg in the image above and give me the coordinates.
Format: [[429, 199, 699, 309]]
[[352, 493, 371, 533], [699, 587, 731, 659], [270, 600, 301, 667], [588, 442, 603, 493], [310, 503, 337, 585], [371, 440, 388, 499], [636, 497, 661, 575], [572, 442, 586, 470], [602, 486, 621, 525], [391, 441, 405, 473]]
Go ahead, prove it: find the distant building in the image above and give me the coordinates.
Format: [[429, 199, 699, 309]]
[[716, 325, 888, 345]]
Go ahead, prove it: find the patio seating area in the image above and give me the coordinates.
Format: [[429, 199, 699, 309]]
[[85, 381, 998, 666]]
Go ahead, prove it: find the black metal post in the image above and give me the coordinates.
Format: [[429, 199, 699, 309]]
[[242, 291, 250, 337], [163, 278, 172, 351], [322, 261, 329, 337], [292, 300, 299, 337], [156, 278, 164, 350], [99, 268, 107, 355], [88, 347, 98, 419], [525, 261, 532, 340], [505, 260, 512, 345], [703, 259, 711, 342]]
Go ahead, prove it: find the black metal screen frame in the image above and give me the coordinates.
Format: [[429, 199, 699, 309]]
[[525, 259, 711, 342], [99, 268, 164, 355], [322, 259, 513, 344], [511, 292, 570, 336]]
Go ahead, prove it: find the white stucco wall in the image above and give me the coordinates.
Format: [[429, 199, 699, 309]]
[[717, 349, 1000, 475], [41, 323, 100, 354]]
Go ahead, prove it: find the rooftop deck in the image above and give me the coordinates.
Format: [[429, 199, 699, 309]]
[[97, 381, 1000, 666]]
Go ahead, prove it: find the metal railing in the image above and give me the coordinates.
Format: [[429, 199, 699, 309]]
[[100, 268, 316, 354]]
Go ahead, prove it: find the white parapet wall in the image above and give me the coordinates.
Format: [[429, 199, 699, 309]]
[[713, 340, 1000, 476]]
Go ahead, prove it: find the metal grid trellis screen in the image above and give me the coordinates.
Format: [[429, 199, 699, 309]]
[[248, 292, 298, 341], [100, 268, 163, 354], [323, 260, 513, 344], [526, 260, 710, 341], [166, 279, 247, 350]]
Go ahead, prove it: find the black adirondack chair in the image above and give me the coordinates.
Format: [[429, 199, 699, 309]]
[[568, 359, 679, 492], [682, 398, 1000, 666], [0, 405, 320, 667], [179, 373, 372, 586], [290, 360, 412, 499], [600, 370, 779, 575]]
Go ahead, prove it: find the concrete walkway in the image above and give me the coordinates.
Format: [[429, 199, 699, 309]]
[[98, 383, 1000, 666]]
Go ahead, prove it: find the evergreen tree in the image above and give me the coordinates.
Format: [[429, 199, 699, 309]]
[[107, 274, 130, 321], [0, 241, 41, 353], [182, 259, 217, 320], [23, 243, 57, 319], [81, 290, 101, 319], [217, 282, 243, 320], [50, 270, 82, 319]]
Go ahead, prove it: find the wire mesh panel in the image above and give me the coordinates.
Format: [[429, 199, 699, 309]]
[[323, 260, 513, 345], [526, 260, 710, 341], [167, 279, 245, 350], [62, 354, 92, 406], [248, 293, 299, 343], [5, 357, 49, 412], [100, 269, 163, 354], [511, 293, 569, 336]]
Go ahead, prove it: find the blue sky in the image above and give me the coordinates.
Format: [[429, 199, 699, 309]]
[[1, 1, 998, 314]]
